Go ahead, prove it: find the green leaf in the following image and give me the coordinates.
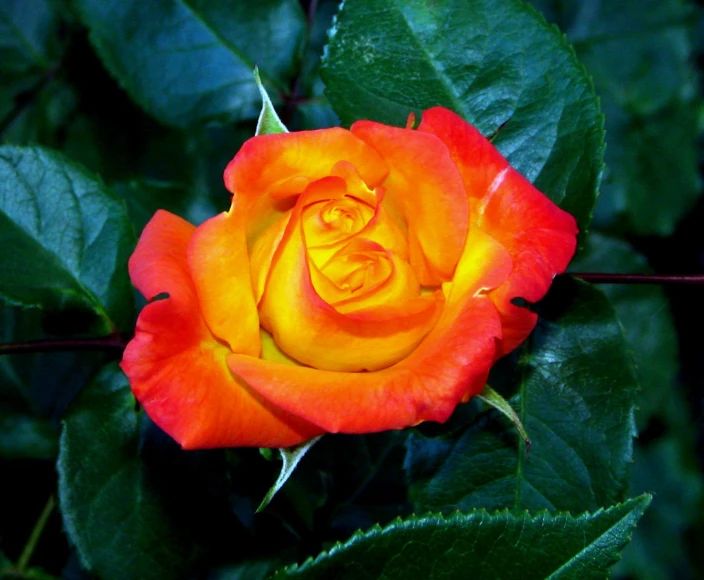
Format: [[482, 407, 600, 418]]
[[1, 78, 78, 146], [0, 145, 135, 332], [405, 278, 639, 513], [0, 0, 61, 81], [528, 0, 701, 236], [0, 0, 65, 138], [594, 98, 701, 236], [73, 0, 306, 128], [257, 436, 322, 512], [616, 433, 704, 579], [569, 233, 678, 428], [57, 363, 200, 580], [277, 495, 651, 579], [0, 405, 58, 460], [0, 304, 110, 442], [321, 0, 604, 236]]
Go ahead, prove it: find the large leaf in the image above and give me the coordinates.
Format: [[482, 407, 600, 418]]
[[529, 0, 701, 236], [321, 0, 604, 235], [57, 364, 200, 580], [0, 145, 135, 332], [405, 278, 638, 513], [277, 495, 650, 579], [73, 0, 306, 128]]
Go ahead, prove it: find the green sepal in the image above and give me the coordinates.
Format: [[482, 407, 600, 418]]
[[476, 384, 531, 452], [256, 436, 322, 513], [254, 67, 288, 136]]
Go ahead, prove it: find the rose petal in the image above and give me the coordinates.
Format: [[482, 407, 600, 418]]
[[229, 229, 511, 433], [121, 210, 323, 449], [258, 186, 444, 372], [187, 207, 260, 356], [351, 121, 469, 286], [418, 107, 578, 355], [482, 169, 577, 354], [224, 128, 389, 245]]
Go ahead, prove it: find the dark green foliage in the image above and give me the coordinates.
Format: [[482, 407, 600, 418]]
[[529, 0, 702, 236], [278, 496, 651, 579], [57, 364, 201, 580], [1, 0, 701, 578], [0, 146, 135, 333], [73, 0, 307, 128], [405, 279, 638, 513], [322, 0, 605, 238]]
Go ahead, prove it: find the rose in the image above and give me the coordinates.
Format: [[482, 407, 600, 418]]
[[121, 107, 577, 449]]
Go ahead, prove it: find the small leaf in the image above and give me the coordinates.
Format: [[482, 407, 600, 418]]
[[276, 495, 651, 579], [322, 0, 605, 238], [257, 436, 322, 512], [57, 364, 200, 580], [254, 67, 288, 136], [406, 278, 639, 514], [73, 0, 307, 128], [0, 145, 135, 332]]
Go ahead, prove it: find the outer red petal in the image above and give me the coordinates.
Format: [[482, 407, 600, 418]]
[[351, 121, 469, 286], [228, 229, 510, 433], [418, 107, 578, 355], [120, 210, 323, 449]]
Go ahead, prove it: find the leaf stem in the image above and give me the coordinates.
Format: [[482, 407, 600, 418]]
[[0, 335, 127, 356], [571, 272, 704, 285], [16, 495, 56, 574]]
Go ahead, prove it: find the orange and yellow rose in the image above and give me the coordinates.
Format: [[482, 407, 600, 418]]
[[120, 107, 577, 449]]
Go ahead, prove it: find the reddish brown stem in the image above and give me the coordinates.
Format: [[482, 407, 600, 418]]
[[0, 336, 127, 356], [571, 273, 704, 285], [0, 273, 700, 357]]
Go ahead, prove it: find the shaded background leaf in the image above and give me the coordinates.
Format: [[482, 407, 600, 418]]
[[528, 0, 702, 236], [73, 0, 307, 128], [321, 0, 605, 237]]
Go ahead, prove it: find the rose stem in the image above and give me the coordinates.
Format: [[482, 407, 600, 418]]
[[0, 274, 701, 356], [0, 335, 127, 355], [571, 273, 704, 285]]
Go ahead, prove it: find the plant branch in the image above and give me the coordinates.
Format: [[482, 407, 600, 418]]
[[571, 272, 704, 285], [0, 335, 127, 356], [0, 274, 700, 357]]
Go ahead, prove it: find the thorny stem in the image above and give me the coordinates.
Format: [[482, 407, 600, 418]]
[[0, 273, 700, 356]]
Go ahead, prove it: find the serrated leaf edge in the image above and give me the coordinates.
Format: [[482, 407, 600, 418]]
[[276, 494, 651, 576]]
